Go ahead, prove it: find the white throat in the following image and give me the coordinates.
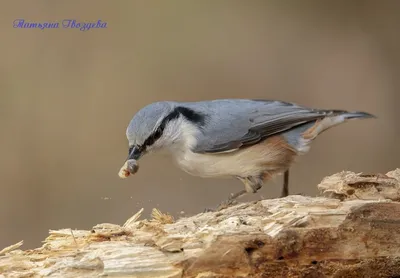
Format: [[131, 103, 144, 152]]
[[147, 117, 199, 155]]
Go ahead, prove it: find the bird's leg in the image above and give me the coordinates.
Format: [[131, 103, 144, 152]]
[[239, 176, 263, 193], [227, 189, 247, 200], [203, 188, 247, 213], [214, 176, 263, 211], [280, 169, 289, 198]]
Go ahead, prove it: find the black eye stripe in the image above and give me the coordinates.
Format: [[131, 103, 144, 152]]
[[176, 106, 206, 125], [140, 106, 206, 150]]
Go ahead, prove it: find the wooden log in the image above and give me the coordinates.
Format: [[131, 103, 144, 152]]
[[1, 169, 400, 278]]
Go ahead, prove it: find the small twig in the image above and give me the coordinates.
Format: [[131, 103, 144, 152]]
[[70, 229, 78, 247], [0, 240, 23, 256]]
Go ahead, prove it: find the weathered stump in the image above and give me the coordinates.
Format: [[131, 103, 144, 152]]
[[1, 169, 399, 278]]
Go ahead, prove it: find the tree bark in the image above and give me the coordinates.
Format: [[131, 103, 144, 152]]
[[1, 169, 400, 278]]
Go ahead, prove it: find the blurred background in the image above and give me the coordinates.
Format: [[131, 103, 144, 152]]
[[0, 0, 399, 249]]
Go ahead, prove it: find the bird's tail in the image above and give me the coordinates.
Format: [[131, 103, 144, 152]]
[[284, 109, 376, 155], [301, 110, 376, 142], [338, 111, 376, 120]]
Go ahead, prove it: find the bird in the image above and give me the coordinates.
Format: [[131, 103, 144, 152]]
[[118, 99, 375, 208]]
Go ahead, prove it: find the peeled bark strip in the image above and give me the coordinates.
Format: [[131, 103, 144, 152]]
[[1, 169, 400, 278]]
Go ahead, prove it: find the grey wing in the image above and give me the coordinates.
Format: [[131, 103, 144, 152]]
[[191, 100, 332, 154]]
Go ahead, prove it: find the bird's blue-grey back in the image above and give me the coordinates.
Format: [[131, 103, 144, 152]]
[[179, 99, 327, 153]]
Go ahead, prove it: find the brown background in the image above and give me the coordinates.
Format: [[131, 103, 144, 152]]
[[0, 0, 399, 249]]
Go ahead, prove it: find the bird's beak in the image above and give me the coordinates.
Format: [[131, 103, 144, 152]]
[[119, 146, 142, 178], [127, 145, 142, 161]]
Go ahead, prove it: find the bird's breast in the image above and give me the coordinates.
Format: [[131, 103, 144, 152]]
[[172, 135, 298, 178]]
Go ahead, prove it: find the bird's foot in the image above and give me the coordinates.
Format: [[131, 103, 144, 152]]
[[203, 207, 215, 213], [215, 198, 238, 211], [203, 189, 247, 212], [203, 201, 235, 213], [217, 189, 247, 211]]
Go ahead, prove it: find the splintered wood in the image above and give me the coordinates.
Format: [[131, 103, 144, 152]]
[[318, 169, 400, 201], [1, 169, 400, 278]]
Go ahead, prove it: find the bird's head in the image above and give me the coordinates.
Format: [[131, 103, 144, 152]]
[[119, 101, 207, 178], [119, 101, 177, 178], [125, 101, 178, 161]]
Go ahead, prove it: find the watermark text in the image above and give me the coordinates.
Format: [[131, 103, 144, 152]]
[[13, 19, 108, 31]]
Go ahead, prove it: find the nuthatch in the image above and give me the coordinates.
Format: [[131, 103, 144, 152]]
[[118, 99, 375, 205]]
